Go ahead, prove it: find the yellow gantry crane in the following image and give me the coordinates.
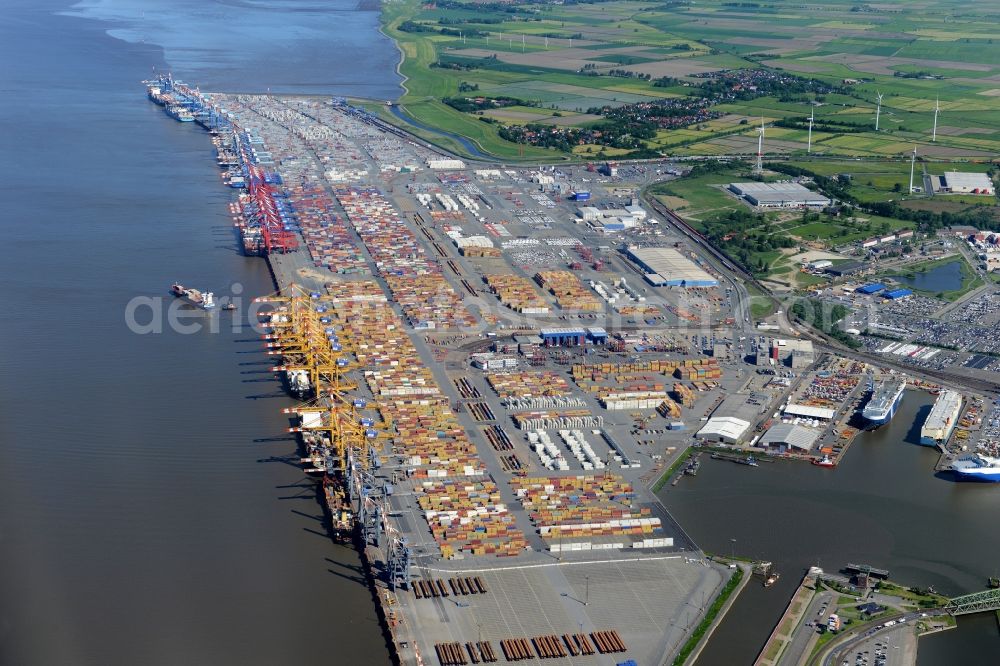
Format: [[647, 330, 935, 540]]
[[256, 287, 359, 399], [256, 286, 394, 538]]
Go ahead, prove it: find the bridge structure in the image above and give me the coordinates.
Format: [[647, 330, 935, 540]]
[[945, 588, 1000, 615]]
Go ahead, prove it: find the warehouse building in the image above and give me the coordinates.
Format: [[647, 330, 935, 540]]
[[856, 283, 886, 295], [728, 182, 831, 208], [696, 416, 751, 444], [783, 404, 836, 421], [824, 261, 866, 277], [539, 327, 587, 347], [883, 288, 913, 300], [759, 423, 820, 452], [934, 171, 995, 195], [626, 246, 719, 288], [426, 158, 466, 170]]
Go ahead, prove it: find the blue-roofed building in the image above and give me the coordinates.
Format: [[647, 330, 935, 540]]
[[539, 327, 587, 346], [857, 283, 885, 295], [883, 288, 913, 300]]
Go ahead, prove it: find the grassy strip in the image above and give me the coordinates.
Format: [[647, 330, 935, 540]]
[[652, 448, 694, 492], [672, 567, 745, 666]]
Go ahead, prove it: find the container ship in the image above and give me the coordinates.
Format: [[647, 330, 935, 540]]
[[145, 74, 222, 129], [166, 105, 195, 122], [919, 390, 962, 446], [861, 377, 906, 428], [950, 454, 1000, 482], [171, 283, 215, 309]]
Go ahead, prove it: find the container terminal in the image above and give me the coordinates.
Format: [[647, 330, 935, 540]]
[[147, 75, 733, 665], [144, 72, 995, 664]]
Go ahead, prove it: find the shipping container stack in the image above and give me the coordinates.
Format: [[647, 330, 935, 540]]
[[334, 186, 476, 329], [510, 475, 668, 552], [533, 270, 602, 312], [486, 371, 571, 400], [483, 274, 550, 313], [326, 281, 526, 559]]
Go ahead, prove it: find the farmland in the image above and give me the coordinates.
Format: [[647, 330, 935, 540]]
[[379, 0, 1000, 161]]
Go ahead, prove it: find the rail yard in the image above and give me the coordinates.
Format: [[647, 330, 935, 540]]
[[148, 74, 1000, 666]]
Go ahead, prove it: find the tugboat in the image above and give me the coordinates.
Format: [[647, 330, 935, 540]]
[[812, 455, 836, 468], [170, 283, 215, 309]]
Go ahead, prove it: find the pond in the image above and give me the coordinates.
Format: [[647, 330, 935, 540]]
[[889, 260, 965, 293]]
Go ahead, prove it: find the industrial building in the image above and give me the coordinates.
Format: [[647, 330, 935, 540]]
[[696, 416, 751, 444], [426, 158, 466, 170], [578, 205, 647, 233], [539, 327, 587, 347], [755, 338, 815, 369], [728, 182, 831, 208], [933, 171, 995, 195], [759, 423, 820, 452], [824, 261, 866, 277], [626, 246, 719, 288], [783, 404, 836, 421], [883, 288, 913, 300], [856, 283, 885, 295]]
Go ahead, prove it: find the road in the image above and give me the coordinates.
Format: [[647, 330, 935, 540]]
[[779, 588, 835, 666]]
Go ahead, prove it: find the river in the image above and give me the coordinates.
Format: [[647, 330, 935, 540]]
[[0, 1, 398, 664], [660, 391, 1000, 665]]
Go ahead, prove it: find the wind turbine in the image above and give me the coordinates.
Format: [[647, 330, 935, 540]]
[[932, 97, 940, 142], [756, 116, 765, 172], [807, 108, 814, 154], [875, 91, 883, 131], [909, 145, 917, 194]]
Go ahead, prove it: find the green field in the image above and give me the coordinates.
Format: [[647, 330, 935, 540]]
[[378, 0, 1000, 161]]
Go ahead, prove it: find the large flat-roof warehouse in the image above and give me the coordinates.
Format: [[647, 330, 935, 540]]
[[933, 171, 995, 195], [729, 182, 831, 208], [625, 246, 719, 287]]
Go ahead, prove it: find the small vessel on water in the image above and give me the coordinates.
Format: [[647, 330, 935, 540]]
[[171, 283, 215, 309], [222, 303, 236, 311], [950, 453, 1000, 482], [812, 455, 836, 468], [861, 377, 906, 428]]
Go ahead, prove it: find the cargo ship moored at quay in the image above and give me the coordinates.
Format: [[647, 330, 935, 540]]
[[950, 454, 1000, 482], [861, 377, 906, 429], [919, 389, 962, 446]]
